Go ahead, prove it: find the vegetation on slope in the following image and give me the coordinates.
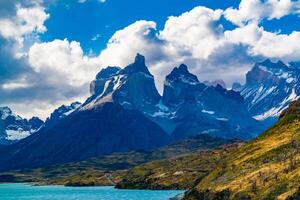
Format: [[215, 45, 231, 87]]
[[0, 134, 232, 186], [183, 99, 300, 200], [116, 143, 243, 190]]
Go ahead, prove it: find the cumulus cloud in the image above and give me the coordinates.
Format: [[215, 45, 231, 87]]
[[28, 39, 100, 86], [98, 20, 165, 67], [224, 0, 300, 26], [0, 4, 49, 39], [225, 23, 300, 60], [0, 2, 49, 57]]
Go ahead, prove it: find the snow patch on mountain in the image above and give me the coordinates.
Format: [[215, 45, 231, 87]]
[[241, 60, 300, 122], [5, 129, 31, 141]]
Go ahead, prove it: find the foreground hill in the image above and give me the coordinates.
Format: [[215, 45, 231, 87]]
[[183, 99, 300, 200], [116, 142, 242, 190], [116, 99, 300, 199]]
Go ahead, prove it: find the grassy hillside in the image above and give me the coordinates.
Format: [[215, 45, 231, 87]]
[[0, 134, 232, 186], [184, 100, 300, 200], [116, 143, 243, 190]]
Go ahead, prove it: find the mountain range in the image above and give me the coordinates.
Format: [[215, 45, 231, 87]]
[[0, 107, 43, 145], [0, 54, 299, 171], [235, 59, 300, 125]]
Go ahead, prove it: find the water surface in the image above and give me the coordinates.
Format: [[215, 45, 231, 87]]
[[0, 183, 184, 200]]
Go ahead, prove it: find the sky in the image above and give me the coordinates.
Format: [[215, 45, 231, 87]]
[[0, 0, 300, 120]]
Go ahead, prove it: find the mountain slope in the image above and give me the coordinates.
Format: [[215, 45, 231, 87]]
[[238, 59, 300, 124], [183, 99, 300, 200], [0, 102, 170, 171], [0, 107, 43, 144], [44, 102, 81, 127]]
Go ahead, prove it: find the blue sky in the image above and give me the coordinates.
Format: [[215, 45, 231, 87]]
[[0, 0, 300, 119], [42, 0, 240, 54]]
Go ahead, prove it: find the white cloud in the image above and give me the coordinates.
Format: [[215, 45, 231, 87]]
[[98, 20, 163, 67], [0, 4, 49, 40], [225, 23, 300, 60], [28, 39, 100, 87], [1, 75, 33, 90], [224, 0, 300, 26], [160, 6, 223, 59]]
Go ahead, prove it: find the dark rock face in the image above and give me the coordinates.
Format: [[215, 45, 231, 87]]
[[240, 59, 300, 123], [0, 102, 170, 171], [0, 107, 43, 144]]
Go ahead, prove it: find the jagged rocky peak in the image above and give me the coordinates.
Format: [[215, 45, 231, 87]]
[[246, 63, 275, 85], [112, 53, 160, 109], [96, 66, 121, 79], [0, 106, 14, 120], [260, 59, 287, 69], [163, 64, 201, 106], [240, 59, 300, 123], [28, 117, 44, 130], [0, 106, 44, 144], [245, 59, 296, 85], [122, 53, 151, 75], [204, 79, 227, 88], [165, 64, 199, 84], [45, 101, 82, 127], [85, 53, 160, 111]]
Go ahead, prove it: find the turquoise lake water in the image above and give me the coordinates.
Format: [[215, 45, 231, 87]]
[[0, 183, 184, 200]]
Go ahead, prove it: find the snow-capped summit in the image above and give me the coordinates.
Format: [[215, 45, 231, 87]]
[[240, 59, 300, 123], [0, 106, 43, 144]]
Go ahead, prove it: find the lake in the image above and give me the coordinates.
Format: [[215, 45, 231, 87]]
[[0, 183, 184, 200]]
